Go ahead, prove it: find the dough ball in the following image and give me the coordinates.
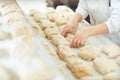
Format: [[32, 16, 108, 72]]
[[102, 44, 120, 59], [40, 19, 56, 30], [66, 57, 92, 79], [3, 12, 24, 25], [115, 56, 120, 67], [78, 45, 100, 61], [56, 45, 77, 61], [0, 65, 12, 80], [30, 9, 47, 23], [1, 4, 20, 16], [10, 36, 35, 58], [103, 72, 120, 80], [80, 76, 102, 80], [10, 21, 32, 38], [50, 34, 70, 46], [44, 27, 60, 39], [0, 29, 10, 40], [93, 57, 119, 75], [66, 34, 74, 43], [17, 58, 55, 80]]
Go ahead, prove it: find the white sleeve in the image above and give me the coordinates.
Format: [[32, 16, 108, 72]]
[[105, 0, 120, 33], [75, 0, 88, 19]]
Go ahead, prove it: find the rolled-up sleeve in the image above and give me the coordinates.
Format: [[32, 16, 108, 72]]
[[75, 0, 88, 19], [105, 0, 120, 33]]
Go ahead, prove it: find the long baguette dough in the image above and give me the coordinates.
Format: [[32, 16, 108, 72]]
[[78, 45, 100, 61], [93, 57, 119, 75], [102, 44, 120, 59]]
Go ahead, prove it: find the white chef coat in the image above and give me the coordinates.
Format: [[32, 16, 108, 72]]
[[76, 0, 120, 45]]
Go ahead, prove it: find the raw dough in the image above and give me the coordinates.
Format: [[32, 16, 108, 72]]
[[1, 4, 20, 16], [115, 56, 120, 66], [30, 9, 47, 23], [102, 44, 120, 59], [40, 19, 56, 30], [50, 34, 70, 46], [3, 12, 24, 24], [66, 34, 74, 43], [93, 57, 119, 75], [44, 27, 60, 39], [17, 57, 55, 80], [56, 45, 77, 61], [66, 57, 93, 79], [80, 76, 102, 80], [0, 65, 12, 80], [10, 21, 32, 37], [10, 36, 35, 58], [103, 72, 120, 80], [78, 45, 100, 61], [0, 29, 10, 40]]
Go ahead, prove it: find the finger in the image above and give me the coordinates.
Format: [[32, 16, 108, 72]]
[[62, 28, 67, 37], [77, 39, 81, 48], [80, 40, 85, 47], [71, 37, 78, 48]]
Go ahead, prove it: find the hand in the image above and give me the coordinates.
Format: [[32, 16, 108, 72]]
[[70, 28, 90, 48], [62, 21, 78, 37]]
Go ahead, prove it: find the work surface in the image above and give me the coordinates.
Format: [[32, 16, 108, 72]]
[[0, 1, 120, 80]]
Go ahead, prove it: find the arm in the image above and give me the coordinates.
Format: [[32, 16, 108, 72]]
[[71, 23, 109, 48], [62, 0, 88, 37]]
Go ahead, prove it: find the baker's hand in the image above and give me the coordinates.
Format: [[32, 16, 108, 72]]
[[62, 21, 78, 37], [70, 28, 90, 48]]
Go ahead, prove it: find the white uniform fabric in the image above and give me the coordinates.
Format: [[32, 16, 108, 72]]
[[76, 0, 120, 45]]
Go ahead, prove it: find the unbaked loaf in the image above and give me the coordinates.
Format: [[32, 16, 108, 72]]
[[93, 57, 119, 75], [80, 76, 102, 80], [115, 56, 120, 67], [9, 21, 32, 37], [50, 34, 70, 46], [103, 72, 120, 80], [0, 65, 12, 80], [66, 57, 93, 79], [16, 57, 55, 80], [44, 27, 60, 39], [56, 45, 77, 61], [78, 45, 100, 61], [10, 36, 35, 58], [102, 44, 120, 59]]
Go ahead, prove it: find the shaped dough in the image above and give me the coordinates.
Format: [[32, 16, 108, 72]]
[[50, 34, 70, 46], [1, 4, 20, 16], [93, 57, 119, 75], [80, 76, 102, 80], [10, 36, 35, 58], [30, 9, 47, 23], [103, 72, 120, 80], [10, 21, 32, 37], [115, 56, 120, 66], [102, 44, 120, 59], [40, 19, 56, 30], [44, 27, 60, 39], [0, 29, 10, 40], [56, 45, 77, 61], [17, 58, 55, 80], [66, 57, 92, 79], [78, 45, 100, 61], [3, 12, 24, 24], [0, 65, 12, 80]]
